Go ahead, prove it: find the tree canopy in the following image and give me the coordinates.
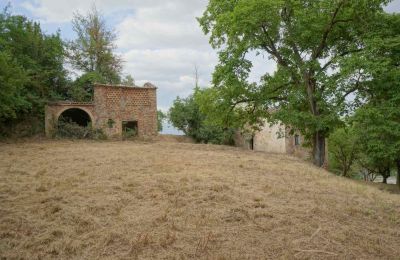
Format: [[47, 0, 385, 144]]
[[68, 6, 122, 84], [0, 5, 68, 125], [350, 12, 400, 185], [169, 88, 235, 144], [0, 4, 129, 136], [199, 0, 390, 166]]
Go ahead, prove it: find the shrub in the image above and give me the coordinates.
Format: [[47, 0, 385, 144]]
[[122, 128, 137, 139], [55, 119, 107, 140], [169, 89, 234, 145]]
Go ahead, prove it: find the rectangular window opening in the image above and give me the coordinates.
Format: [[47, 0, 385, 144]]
[[122, 121, 138, 137], [294, 134, 300, 146]]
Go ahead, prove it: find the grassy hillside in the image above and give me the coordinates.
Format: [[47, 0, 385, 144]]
[[0, 140, 399, 259]]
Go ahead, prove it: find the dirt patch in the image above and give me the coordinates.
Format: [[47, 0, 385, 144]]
[[0, 140, 399, 259]]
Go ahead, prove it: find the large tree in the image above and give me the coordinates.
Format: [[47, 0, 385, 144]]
[[0, 51, 29, 121], [328, 126, 359, 178], [169, 88, 234, 144], [0, 5, 68, 126], [68, 6, 122, 84], [352, 13, 400, 186], [199, 0, 390, 166]]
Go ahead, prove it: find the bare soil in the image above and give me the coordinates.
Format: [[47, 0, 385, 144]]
[[0, 140, 399, 259]]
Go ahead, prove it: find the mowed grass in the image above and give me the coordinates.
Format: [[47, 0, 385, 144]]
[[0, 140, 399, 259]]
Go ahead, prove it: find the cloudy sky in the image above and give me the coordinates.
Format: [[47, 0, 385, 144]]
[[6, 0, 400, 133]]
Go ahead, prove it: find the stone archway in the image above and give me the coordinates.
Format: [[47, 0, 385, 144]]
[[58, 108, 92, 127], [45, 102, 95, 137]]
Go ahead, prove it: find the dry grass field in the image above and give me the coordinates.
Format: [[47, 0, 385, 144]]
[[0, 139, 400, 259]]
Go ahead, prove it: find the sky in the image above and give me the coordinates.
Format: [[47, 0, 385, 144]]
[[5, 0, 400, 134]]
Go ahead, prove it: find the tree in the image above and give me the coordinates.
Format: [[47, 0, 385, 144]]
[[169, 88, 234, 144], [0, 51, 29, 121], [68, 5, 122, 84], [157, 110, 166, 132], [68, 72, 105, 102], [351, 13, 400, 187], [328, 126, 359, 178], [199, 0, 389, 167], [122, 75, 135, 86], [169, 92, 202, 138], [0, 5, 68, 130], [353, 106, 398, 184]]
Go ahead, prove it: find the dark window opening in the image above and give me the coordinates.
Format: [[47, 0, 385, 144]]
[[107, 119, 115, 128], [294, 134, 300, 146], [59, 108, 91, 127], [249, 137, 254, 150], [122, 121, 138, 137]]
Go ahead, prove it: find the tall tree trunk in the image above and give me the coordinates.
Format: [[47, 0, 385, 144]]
[[312, 131, 325, 167], [382, 175, 388, 184], [397, 159, 400, 189], [343, 168, 347, 178], [382, 168, 390, 184], [305, 73, 327, 168]]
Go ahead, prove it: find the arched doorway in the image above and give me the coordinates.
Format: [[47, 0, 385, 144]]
[[58, 108, 92, 127]]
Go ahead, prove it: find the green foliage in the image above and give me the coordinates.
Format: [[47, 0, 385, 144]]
[[169, 88, 234, 144], [67, 6, 122, 84], [157, 110, 166, 132], [169, 94, 202, 136], [0, 51, 30, 120], [69, 72, 105, 102], [0, 5, 69, 126], [122, 75, 135, 86], [122, 128, 137, 139], [328, 126, 359, 178], [352, 104, 399, 183], [199, 0, 390, 166], [56, 118, 106, 140], [350, 13, 400, 185], [0, 116, 43, 138], [107, 119, 115, 128]]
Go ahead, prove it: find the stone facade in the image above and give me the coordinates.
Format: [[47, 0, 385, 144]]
[[234, 120, 310, 159], [45, 83, 158, 138]]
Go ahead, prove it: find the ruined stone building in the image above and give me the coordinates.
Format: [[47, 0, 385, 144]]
[[45, 83, 158, 138], [234, 120, 310, 159]]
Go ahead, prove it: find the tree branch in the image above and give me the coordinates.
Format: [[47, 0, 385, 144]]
[[319, 48, 363, 73], [312, 0, 347, 60], [280, 6, 304, 66], [260, 24, 288, 67]]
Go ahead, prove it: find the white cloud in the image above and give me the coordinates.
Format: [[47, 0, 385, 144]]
[[15, 0, 400, 135], [385, 0, 400, 13], [122, 48, 216, 81], [19, 0, 217, 110], [20, 0, 207, 23], [22, 0, 400, 134], [125, 48, 217, 110]]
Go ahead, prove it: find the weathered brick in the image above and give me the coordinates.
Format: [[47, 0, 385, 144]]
[[45, 83, 158, 138]]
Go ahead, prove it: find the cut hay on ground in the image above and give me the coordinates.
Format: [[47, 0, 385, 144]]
[[0, 140, 399, 259]]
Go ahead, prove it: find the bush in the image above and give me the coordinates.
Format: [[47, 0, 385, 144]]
[[0, 116, 44, 138], [91, 128, 108, 140], [328, 127, 359, 178], [168, 88, 234, 145], [122, 128, 137, 139], [55, 119, 107, 140]]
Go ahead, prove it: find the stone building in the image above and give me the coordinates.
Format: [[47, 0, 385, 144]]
[[45, 83, 158, 138], [234, 120, 310, 159]]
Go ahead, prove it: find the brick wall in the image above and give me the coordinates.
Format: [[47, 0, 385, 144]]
[[93, 84, 157, 137], [45, 83, 157, 138], [45, 104, 95, 137]]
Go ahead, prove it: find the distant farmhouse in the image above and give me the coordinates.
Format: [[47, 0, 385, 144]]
[[45, 83, 158, 138], [235, 120, 310, 159]]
